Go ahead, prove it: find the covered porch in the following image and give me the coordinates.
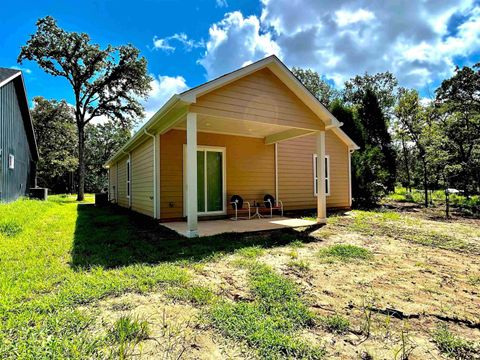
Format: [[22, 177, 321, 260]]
[[180, 110, 328, 237], [163, 216, 318, 237]]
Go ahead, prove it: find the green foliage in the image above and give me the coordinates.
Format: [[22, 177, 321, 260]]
[[319, 314, 350, 334], [209, 263, 325, 359], [352, 145, 390, 207], [84, 121, 131, 193], [344, 71, 398, 114], [432, 324, 478, 359], [31, 97, 78, 192], [292, 67, 339, 107], [358, 88, 396, 192], [318, 244, 373, 262]]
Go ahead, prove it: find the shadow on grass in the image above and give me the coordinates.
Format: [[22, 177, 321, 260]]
[[71, 204, 321, 270]]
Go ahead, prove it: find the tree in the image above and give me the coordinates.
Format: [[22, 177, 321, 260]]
[[292, 67, 339, 107], [30, 97, 78, 192], [344, 71, 398, 115], [329, 99, 366, 148], [394, 89, 431, 207], [84, 121, 131, 193], [18, 16, 152, 201], [436, 63, 480, 195], [357, 89, 396, 192]]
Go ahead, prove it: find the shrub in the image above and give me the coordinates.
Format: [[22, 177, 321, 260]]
[[432, 324, 478, 359], [319, 314, 350, 334]]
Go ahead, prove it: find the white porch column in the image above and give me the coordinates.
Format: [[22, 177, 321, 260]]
[[186, 112, 198, 237], [316, 130, 327, 223]]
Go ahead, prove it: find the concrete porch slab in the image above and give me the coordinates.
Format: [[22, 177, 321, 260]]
[[162, 217, 317, 237]]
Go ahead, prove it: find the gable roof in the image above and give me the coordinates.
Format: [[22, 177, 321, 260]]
[[0, 68, 39, 161], [105, 55, 358, 166]]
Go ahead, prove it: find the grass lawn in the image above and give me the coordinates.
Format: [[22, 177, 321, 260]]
[[1, 195, 479, 359]]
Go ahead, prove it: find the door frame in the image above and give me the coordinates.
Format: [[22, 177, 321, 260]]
[[183, 145, 227, 216]]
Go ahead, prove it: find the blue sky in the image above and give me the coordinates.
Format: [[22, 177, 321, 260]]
[[1, 0, 479, 124]]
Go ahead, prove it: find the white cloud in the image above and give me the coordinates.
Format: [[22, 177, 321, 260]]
[[142, 74, 189, 121], [10, 66, 32, 74], [198, 11, 281, 79], [153, 33, 204, 53], [334, 8, 375, 27], [216, 0, 228, 8], [258, 0, 479, 88]]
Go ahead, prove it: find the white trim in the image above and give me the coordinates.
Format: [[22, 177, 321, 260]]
[[156, 133, 161, 219], [348, 149, 353, 206], [186, 113, 198, 237], [275, 143, 279, 202], [105, 55, 360, 167], [313, 154, 330, 197], [0, 72, 21, 88], [144, 130, 157, 218], [183, 145, 227, 217], [116, 162, 119, 203]]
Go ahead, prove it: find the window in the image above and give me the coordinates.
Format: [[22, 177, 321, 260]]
[[126, 159, 131, 198], [313, 154, 330, 196], [8, 154, 14, 170]]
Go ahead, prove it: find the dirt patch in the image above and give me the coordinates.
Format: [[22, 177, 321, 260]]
[[90, 292, 249, 359]]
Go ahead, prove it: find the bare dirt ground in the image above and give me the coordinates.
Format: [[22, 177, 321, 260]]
[[88, 203, 480, 359]]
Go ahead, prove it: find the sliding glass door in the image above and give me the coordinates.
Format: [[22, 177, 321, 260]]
[[186, 146, 225, 215]]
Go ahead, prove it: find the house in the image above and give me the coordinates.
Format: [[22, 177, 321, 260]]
[[105, 55, 359, 237], [0, 68, 38, 202]]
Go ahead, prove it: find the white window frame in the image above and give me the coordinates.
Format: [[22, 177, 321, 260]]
[[126, 159, 131, 199], [313, 154, 330, 196], [183, 145, 227, 216], [8, 154, 14, 170]]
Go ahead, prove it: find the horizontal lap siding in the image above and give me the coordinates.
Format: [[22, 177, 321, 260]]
[[278, 131, 350, 210], [131, 138, 154, 216], [117, 155, 128, 208], [189, 68, 324, 131], [160, 129, 275, 220]]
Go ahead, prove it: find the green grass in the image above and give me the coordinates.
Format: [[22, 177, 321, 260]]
[[319, 314, 350, 334], [287, 260, 311, 272], [166, 285, 215, 305], [318, 244, 373, 262], [0, 195, 309, 358], [432, 324, 478, 359], [109, 315, 150, 359], [209, 262, 325, 359], [235, 245, 266, 258]]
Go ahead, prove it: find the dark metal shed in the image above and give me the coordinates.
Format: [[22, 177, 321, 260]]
[[0, 68, 38, 202]]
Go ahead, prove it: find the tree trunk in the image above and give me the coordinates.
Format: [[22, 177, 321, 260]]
[[77, 125, 85, 201], [422, 158, 428, 208], [401, 136, 411, 192]]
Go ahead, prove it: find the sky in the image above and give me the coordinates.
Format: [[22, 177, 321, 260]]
[[1, 0, 479, 125]]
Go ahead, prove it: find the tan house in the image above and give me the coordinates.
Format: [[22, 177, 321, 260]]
[[105, 55, 359, 237]]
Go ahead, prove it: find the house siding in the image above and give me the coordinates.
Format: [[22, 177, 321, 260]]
[[160, 129, 275, 220], [278, 130, 350, 210], [131, 138, 154, 216], [116, 155, 129, 208], [0, 81, 33, 202], [190, 68, 324, 131]]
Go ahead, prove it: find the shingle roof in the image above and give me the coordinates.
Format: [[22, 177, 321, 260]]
[[0, 68, 21, 85]]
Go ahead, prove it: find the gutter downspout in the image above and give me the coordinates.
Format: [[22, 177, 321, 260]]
[[144, 129, 157, 219]]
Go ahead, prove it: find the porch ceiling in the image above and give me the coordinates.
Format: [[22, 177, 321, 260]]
[[174, 114, 316, 143]]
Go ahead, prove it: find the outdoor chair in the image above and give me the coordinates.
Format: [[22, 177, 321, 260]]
[[263, 194, 283, 218], [230, 195, 251, 220]]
